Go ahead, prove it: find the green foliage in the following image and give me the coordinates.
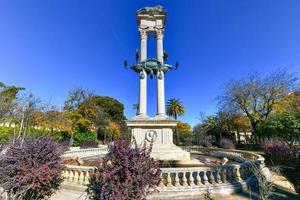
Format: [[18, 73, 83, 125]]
[[218, 70, 298, 134], [177, 122, 192, 145], [202, 112, 233, 142], [73, 132, 96, 147], [63, 89, 127, 142], [79, 96, 127, 141], [81, 96, 126, 122], [166, 98, 185, 144], [258, 112, 300, 145], [0, 82, 24, 120], [177, 122, 191, 134], [52, 131, 71, 142], [25, 127, 52, 138], [0, 127, 13, 144]]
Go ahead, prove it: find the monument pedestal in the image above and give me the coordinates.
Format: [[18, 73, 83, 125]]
[[127, 119, 191, 161]]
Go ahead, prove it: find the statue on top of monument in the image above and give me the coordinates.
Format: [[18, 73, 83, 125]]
[[137, 5, 166, 16]]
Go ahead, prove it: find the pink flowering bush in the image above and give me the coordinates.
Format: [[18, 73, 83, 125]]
[[219, 138, 235, 149], [87, 138, 161, 200], [261, 139, 297, 164], [0, 137, 64, 200]]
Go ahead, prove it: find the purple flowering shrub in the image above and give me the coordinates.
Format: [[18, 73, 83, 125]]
[[219, 138, 235, 149], [87, 138, 161, 200], [80, 140, 99, 149], [261, 139, 297, 164], [58, 140, 70, 153], [0, 137, 64, 200]]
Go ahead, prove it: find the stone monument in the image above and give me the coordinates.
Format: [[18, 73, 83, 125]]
[[126, 6, 192, 162]]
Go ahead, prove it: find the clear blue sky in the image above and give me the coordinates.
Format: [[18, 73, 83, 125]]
[[0, 0, 299, 126]]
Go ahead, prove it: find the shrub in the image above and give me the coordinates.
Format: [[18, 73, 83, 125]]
[[52, 131, 71, 142], [0, 137, 64, 200], [73, 131, 96, 146], [80, 140, 99, 149], [261, 139, 297, 164], [0, 127, 13, 144], [0, 144, 4, 154], [257, 112, 300, 146], [87, 138, 161, 200], [199, 136, 213, 147], [58, 140, 70, 153], [219, 138, 235, 149], [248, 161, 276, 200]]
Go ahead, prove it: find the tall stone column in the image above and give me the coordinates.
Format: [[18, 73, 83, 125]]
[[138, 29, 147, 117], [156, 29, 166, 117]]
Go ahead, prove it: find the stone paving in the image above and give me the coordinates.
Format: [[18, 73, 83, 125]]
[[50, 189, 87, 200]]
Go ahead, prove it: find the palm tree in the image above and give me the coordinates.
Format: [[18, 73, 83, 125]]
[[166, 98, 185, 144]]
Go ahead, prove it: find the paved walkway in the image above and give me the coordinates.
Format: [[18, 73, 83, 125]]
[[50, 189, 87, 200]]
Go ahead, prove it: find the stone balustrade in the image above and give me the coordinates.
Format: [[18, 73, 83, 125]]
[[158, 164, 251, 190], [61, 147, 266, 193], [183, 146, 264, 163], [61, 162, 253, 193], [62, 146, 108, 158], [62, 165, 96, 187]]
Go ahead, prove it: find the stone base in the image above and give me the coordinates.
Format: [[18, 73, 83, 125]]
[[152, 113, 170, 120], [132, 113, 150, 120], [127, 119, 191, 161], [150, 146, 191, 161]]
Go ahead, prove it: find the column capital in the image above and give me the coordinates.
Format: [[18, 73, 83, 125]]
[[155, 29, 164, 40], [139, 28, 148, 40]]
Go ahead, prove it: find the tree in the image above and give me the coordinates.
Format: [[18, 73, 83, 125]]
[[79, 96, 126, 142], [177, 121, 191, 145], [166, 98, 185, 120], [84, 96, 126, 122], [0, 82, 24, 122], [258, 111, 300, 146], [63, 88, 93, 145], [218, 70, 298, 135], [10, 93, 43, 140], [39, 108, 73, 136], [274, 91, 300, 113], [232, 115, 251, 144], [63, 87, 93, 112], [202, 112, 234, 142], [177, 122, 191, 135], [166, 98, 185, 144], [192, 123, 206, 145]]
